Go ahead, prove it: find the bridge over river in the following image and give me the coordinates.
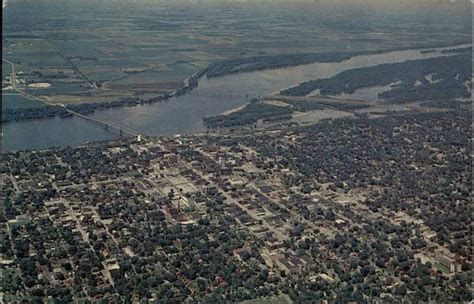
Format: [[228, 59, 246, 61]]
[[3, 58, 141, 138]]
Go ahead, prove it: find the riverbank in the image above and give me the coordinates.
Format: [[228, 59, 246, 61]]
[[3, 41, 470, 124], [4, 42, 472, 151], [2, 67, 208, 124]]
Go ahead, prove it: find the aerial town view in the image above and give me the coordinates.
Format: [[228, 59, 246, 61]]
[[1, 0, 472, 303]]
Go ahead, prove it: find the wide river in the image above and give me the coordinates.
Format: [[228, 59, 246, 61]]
[[2, 44, 470, 151]]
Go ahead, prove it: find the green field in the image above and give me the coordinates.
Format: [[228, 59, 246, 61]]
[[2, 1, 471, 106], [2, 94, 45, 109], [2, 63, 11, 79], [104, 63, 200, 90]]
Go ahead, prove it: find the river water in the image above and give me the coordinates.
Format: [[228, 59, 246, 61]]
[[2, 44, 470, 151]]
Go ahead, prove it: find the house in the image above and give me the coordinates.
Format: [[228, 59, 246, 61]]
[[435, 251, 461, 273], [265, 239, 284, 250], [274, 256, 301, 276]]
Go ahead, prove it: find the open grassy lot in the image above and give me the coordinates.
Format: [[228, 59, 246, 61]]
[[2, 94, 45, 109]]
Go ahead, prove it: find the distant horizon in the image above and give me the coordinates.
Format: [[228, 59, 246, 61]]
[[3, 0, 473, 4], [3, 0, 473, 13]]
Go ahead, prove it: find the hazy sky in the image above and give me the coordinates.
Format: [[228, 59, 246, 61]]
[[3, 0, 472, 14]]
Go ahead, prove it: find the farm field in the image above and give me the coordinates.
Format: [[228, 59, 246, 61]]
[[2, 94, 45, 110], [2, 0, 471, 108]]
